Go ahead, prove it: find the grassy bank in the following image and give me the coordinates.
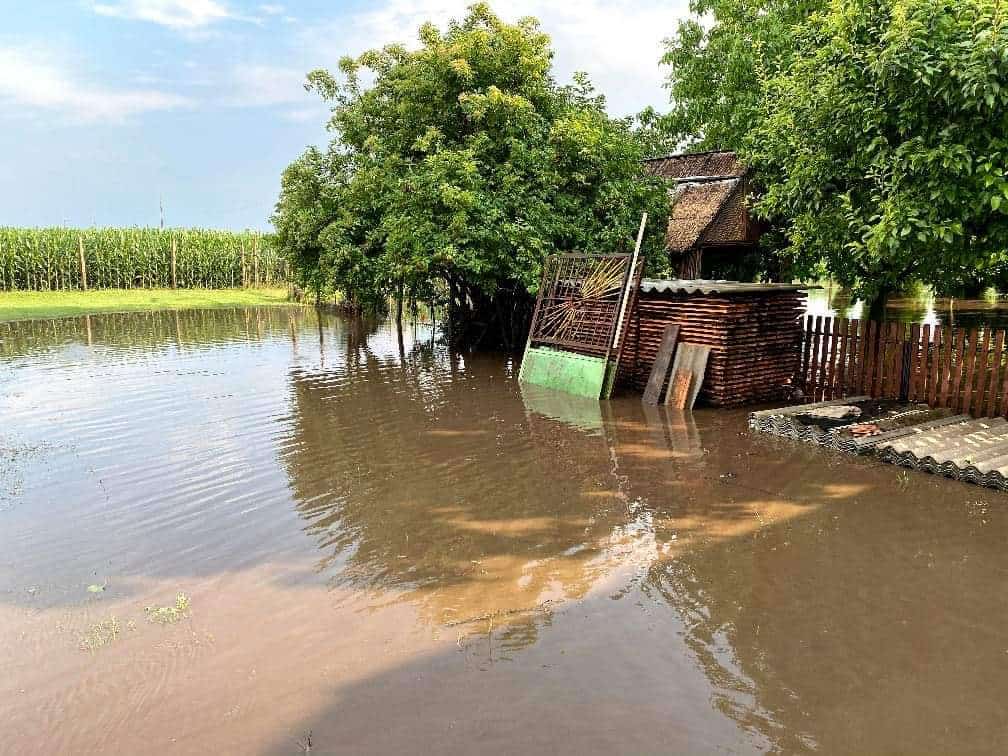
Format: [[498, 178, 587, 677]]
[[0, 288, 293, 322]]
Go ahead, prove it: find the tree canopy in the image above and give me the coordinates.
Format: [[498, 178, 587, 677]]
[[749, 0, 1008, 305], [660, 0, 815, 152], [274, 3, 667, 347], [663, 0, 1008, 306]]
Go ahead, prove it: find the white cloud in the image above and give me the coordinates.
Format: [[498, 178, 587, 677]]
[[258, 3, 284, 15], [226, 64, 311, 107], [282, 106, 324, 123], [91, 0, 235, 30], [0, 47, 191, 122], [306, 0, 690, 116]]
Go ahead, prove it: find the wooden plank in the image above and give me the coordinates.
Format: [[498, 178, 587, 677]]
[[878, 320, 895, 399], [666, 370, 693, 410], [961, 327, 979, 414], [886, 322, 902, 399], [939, 327, 956, 408], [895, 322, 908, 399], [809, 315, 823, 401], [988, 329, 1005, 417], [947, 327, 962, 409], [665, 343, 711, 410], [953, 328, 974, 413], [927, 325, 941, 407], [799, 315, 814, 391], [642, 324, 680, 405], [864, 320, 879, 397], [999, 331, 1008, 417], [835, 318, 851, 398], [908, 323, 922, 401], [821, 317, 838, 400], [874, 321, 891, 398], [970, 328, 992, 417], [857, 318, 871, 395], [685, 344, 711, 409], [846, 319, 861, 395]]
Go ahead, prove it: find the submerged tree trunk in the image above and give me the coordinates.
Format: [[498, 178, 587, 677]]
[[442, 278, 533, 352], [867, 286, 891, 322], [395, 282, 404, 331]]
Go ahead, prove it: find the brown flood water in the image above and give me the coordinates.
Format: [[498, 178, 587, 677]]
[[2, 307, 1008, 754]]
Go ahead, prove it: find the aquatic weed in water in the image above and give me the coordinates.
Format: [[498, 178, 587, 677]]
[[79, 616, 120, 652], [145, 592, 191, 624]]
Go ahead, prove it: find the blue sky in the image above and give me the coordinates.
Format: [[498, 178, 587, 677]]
[[0, 1, 690, 230]]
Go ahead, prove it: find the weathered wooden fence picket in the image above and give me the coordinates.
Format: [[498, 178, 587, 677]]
[[797, 315, 1008, 418]]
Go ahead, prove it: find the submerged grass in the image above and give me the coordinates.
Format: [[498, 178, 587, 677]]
[[0, 288, 291, 322]]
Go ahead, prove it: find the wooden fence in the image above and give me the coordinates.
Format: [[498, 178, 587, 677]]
[[797, 315, 1008, 418]]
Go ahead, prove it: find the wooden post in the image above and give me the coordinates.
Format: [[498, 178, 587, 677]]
[[171, 235, 178, 289], [78, 235, 88, 291], [240, 242, 247, 288], [253, 234, 260, 287], [988, 329, 1005, 417]]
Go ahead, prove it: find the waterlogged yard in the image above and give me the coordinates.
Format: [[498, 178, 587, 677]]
[[3, 308, 1008, 754]]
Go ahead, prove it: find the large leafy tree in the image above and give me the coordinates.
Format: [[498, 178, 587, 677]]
[[274, 4, 667, 348], [660, 0, 815, 151], [747, 0, 1008, 312]]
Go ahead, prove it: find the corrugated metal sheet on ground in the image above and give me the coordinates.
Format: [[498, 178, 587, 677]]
[[748, 398, 964, 454], [877, 416, 1008, 490]]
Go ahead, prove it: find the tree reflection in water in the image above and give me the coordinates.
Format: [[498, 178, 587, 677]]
[[280, 313, 1008, 753]]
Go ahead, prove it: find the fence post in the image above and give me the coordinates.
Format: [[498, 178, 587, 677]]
[[253, 234, 259, 288], [171, 235, 178, 289], [900, 336, 913, 401], [78, 235, 88, 291]]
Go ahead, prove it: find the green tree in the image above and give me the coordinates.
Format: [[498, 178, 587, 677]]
[[660, 0, 815, 151], [274, 4, 668, 348], [748, 0, 1008, 314]]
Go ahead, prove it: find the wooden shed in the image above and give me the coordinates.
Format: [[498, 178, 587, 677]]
[[645, 151, 762, 279], [618, 279, 809, 407]]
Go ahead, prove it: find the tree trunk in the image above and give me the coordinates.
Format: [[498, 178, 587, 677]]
[[395, 282, 404, 330], [867, 286, 891, 322]]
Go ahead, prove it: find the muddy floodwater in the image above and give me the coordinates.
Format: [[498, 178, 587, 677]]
[[3, 308, 1008, 754]]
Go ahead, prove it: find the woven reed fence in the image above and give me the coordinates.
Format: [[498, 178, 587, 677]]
[[797, 315, 1008, 417]]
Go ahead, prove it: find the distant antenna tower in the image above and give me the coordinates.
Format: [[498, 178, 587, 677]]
[[160, 195, 165, 230]]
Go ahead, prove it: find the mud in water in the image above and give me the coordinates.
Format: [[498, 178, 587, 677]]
[[2, 308, 1008, 754]]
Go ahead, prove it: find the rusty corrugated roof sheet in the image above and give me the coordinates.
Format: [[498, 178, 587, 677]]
[[644, 150, 745, 181]]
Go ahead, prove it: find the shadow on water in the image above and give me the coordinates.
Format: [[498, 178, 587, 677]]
[[3, 307, 1008, 752]]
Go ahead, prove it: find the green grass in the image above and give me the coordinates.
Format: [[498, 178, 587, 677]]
[[0, 287, 293, 322]]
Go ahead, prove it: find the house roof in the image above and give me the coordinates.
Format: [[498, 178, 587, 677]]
[[665, 178, 740, 252], [644, 150, 745, 181], [644, 150, 753, 252]]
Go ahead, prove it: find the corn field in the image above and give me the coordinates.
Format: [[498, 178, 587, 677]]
[[0, 227, 288, 291]]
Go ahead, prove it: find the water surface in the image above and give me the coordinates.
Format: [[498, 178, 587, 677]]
[[2, 308, 1007, 754], [807, 284, 1008, 329]]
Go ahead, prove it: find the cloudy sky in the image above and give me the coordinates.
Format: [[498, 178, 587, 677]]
[[0, 1, 690, 230]]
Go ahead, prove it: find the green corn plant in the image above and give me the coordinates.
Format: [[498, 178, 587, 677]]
[[0, 227, 287, 291]]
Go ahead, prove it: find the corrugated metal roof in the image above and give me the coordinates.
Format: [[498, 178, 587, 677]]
[[640, 278, 815, 295]]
